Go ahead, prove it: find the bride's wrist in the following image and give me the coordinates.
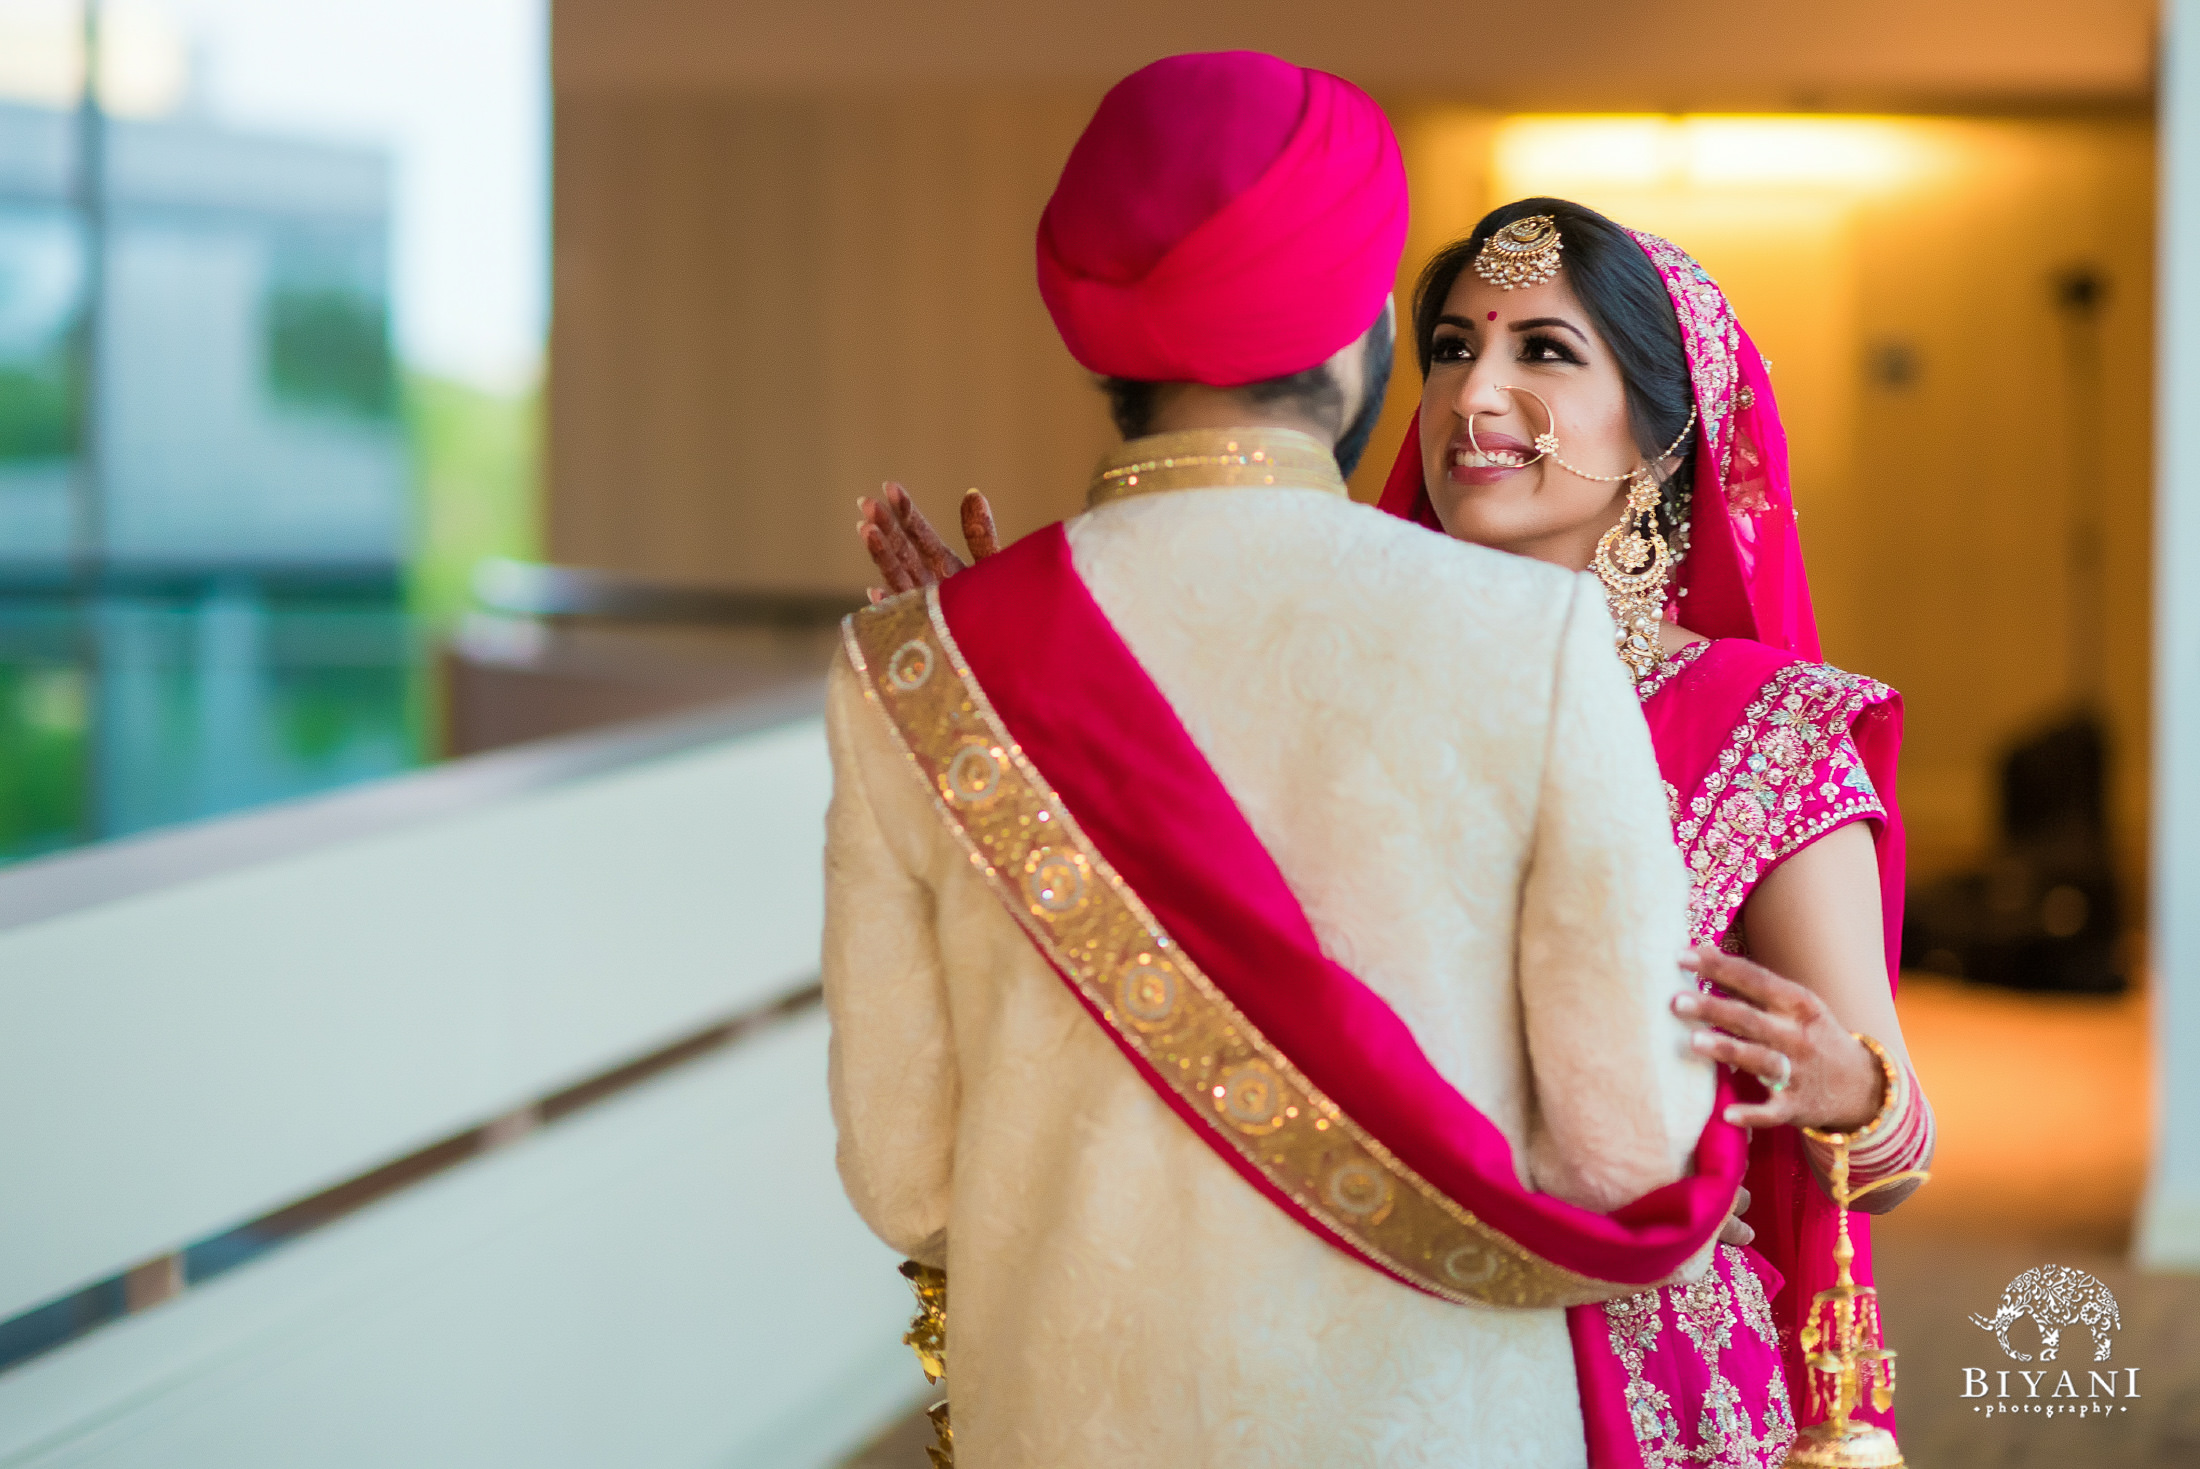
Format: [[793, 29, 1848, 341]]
[[1802, 1033, 1932, 1195], [1820, 1033, 1891, 1133]]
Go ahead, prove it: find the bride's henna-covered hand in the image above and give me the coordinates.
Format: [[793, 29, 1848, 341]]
[[857, 491, 925, 600], [959, 487, 999, 562], [856, 482, 998, 603], [1673, 945, 1885, 1135]]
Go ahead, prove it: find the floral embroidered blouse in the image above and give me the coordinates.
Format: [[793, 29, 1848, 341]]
[[1638, 639, 1894, 951]]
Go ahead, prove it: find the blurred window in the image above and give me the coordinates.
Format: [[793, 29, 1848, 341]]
[[0, 0, 545, 864], [0, 211, 80, 467]]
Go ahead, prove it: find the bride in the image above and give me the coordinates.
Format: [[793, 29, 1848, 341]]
[[857, 198, 1936, 1469]]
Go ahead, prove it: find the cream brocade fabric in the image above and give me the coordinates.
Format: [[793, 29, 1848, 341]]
[[822, 473, 1717, 1468]]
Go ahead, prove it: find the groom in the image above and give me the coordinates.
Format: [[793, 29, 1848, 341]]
[[822, 52, 1738, 1468]]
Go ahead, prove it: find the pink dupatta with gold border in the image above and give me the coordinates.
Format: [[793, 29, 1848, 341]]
[[841, 521, 1751, 1323]]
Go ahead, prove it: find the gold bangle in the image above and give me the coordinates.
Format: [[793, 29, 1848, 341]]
[[1801, 1032, 1901, 1147]]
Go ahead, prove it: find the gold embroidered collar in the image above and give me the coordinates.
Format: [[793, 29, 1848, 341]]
[[1086, 427, 1348, 508]]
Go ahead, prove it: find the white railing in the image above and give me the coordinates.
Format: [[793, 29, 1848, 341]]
[[0, 686, 922, 1467]]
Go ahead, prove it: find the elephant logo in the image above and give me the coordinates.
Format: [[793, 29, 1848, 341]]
[[1968, 1265, 2122, 1363]]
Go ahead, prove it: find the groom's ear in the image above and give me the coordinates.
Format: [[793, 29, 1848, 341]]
[[1346, 301, 1399, 419]]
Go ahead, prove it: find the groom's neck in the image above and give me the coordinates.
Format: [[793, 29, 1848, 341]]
[[1138, 381, 1340, 447]]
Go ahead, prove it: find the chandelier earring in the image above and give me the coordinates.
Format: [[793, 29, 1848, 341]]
[[1587, 405, 1696, 680], [1594, 466, 1678, 682], [1466, 385, 1697, 678]]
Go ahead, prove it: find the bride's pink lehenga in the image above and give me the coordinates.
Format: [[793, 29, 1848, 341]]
[[1380, 230, 1907, 1469]]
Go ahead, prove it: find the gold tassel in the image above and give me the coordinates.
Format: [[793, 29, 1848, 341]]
[[1778, 1133, 1929, 1467]]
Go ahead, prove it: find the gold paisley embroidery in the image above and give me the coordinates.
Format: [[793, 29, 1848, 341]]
[[1735, 1253, 1781, 1349], [1607, 1289, 1684, 1463], [1675, 1268, 1736, 1358]]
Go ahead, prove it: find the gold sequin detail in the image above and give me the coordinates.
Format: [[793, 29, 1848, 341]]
[[1086, 427, 1348, 508]]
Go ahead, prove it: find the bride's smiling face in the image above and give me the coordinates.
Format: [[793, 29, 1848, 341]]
[[1418, 268, 1644, 570]]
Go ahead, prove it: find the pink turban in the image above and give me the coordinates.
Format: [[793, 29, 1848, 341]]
[[1037, 51, 1408, 387]]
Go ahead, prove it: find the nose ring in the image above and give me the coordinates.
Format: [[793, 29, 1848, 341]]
[[1466, 384, 1559, 464]]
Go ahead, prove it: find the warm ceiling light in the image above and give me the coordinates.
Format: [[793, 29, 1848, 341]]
[[1493, 117, 1673, 190], [1683, 119, 1926, 187], [1493, 115, 1938, 194]]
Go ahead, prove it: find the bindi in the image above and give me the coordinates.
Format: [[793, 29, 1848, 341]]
[[1486, 311, 1498, 321]]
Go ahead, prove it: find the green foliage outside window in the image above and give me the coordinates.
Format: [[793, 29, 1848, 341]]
[[0, 665, 87, 859], [0, 354, 75, 462], [404, 370, 540, 626], [265, 286, 397, 419], [400, 369, 541, 757]]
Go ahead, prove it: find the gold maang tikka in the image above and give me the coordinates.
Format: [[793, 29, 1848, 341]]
[[1473, 215, 1564, 290], [1467, 385, 1698, 681]]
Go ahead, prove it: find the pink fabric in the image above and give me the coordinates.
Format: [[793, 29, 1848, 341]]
[[1374, 406, 1443, 529], [936, 522, 1750, 1293], [1036, 52, 1408, 386], [1645, 640, 1907, 985], [1679, 329, 1819, 659], [1570, 1244, 1797, 1468], [1375, 228, 1910, 1460], [1041, 52, 1307, 286]]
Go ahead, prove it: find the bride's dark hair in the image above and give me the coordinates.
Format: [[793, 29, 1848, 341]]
[[1412, 198, 1697, 542]]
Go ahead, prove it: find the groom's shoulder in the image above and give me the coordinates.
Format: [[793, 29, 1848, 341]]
[[1072, 488, 1585, 641]]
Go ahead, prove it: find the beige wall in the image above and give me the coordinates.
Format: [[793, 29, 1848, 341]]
[[555, 0, 2154, 107], [1839, 122, 2153, 887], [549, 0, 2158, 594], [552, 90, 1112, 589]]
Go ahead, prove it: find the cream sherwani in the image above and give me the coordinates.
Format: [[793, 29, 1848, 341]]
[[822, 432, 1713, 1468]]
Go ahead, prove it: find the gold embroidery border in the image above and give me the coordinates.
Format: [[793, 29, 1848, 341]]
[[842, 586, 1698, 1310], [1635, 640, 1710, 701]]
